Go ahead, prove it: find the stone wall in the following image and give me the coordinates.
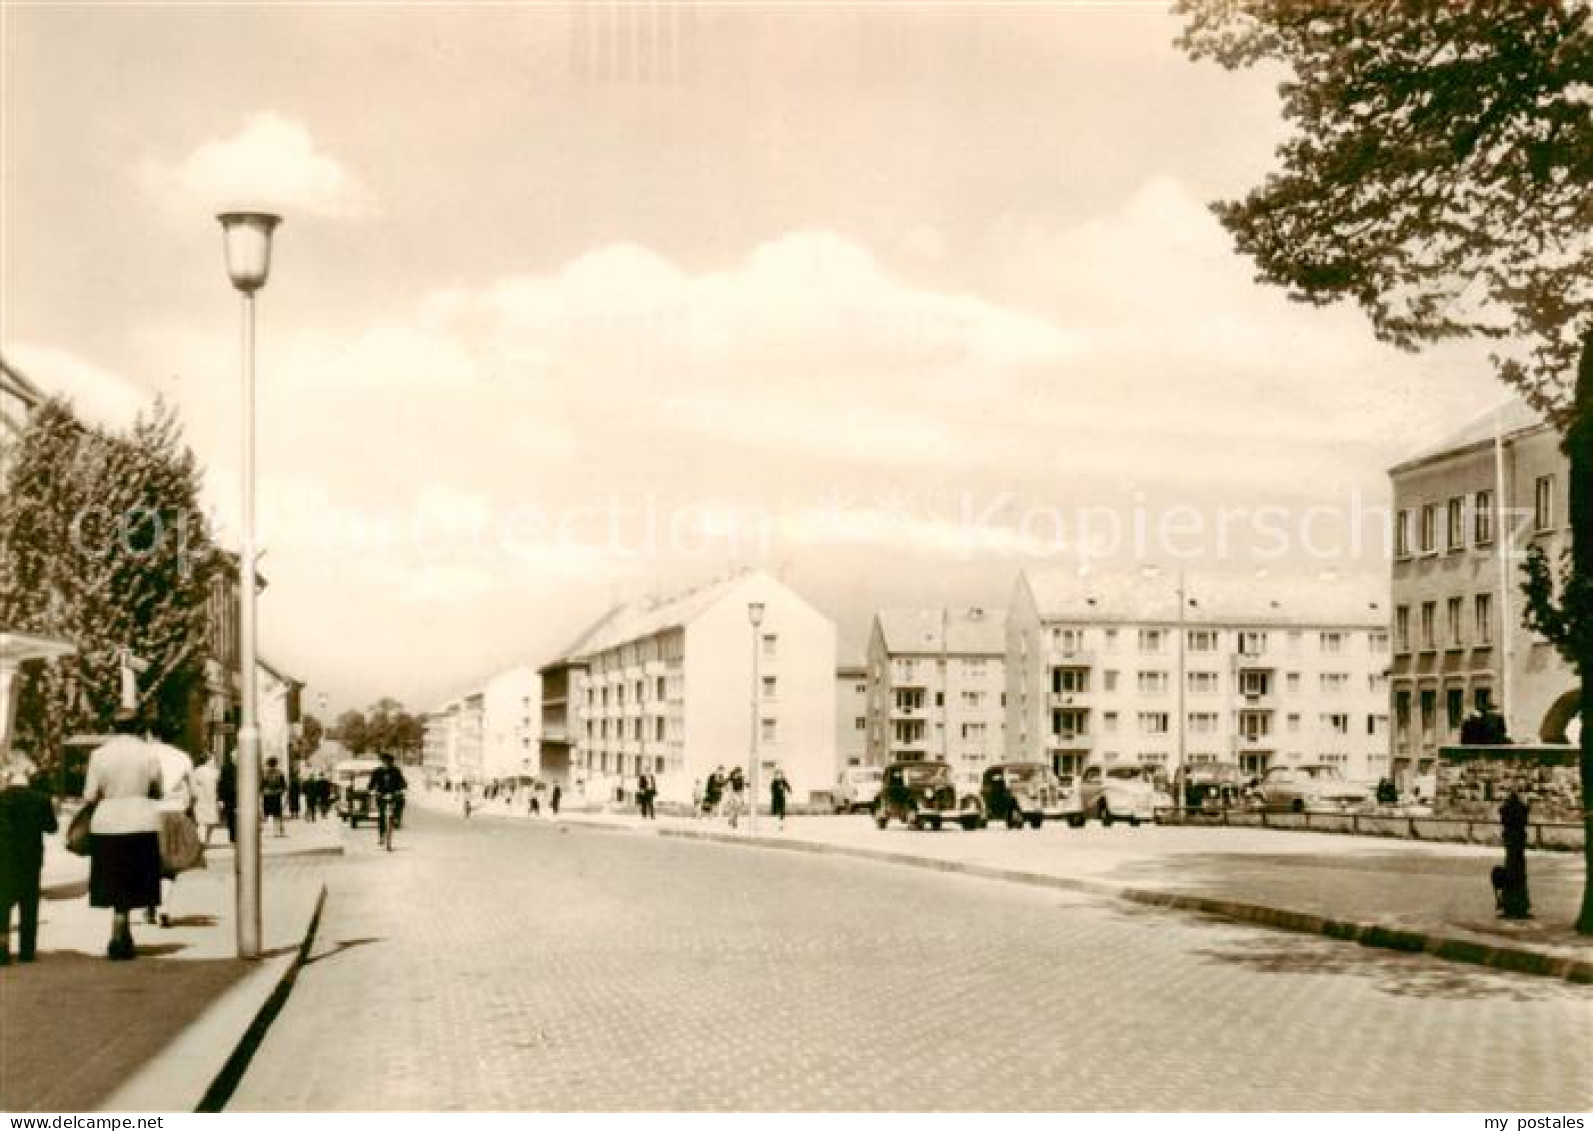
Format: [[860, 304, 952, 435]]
[[1436, 744, 1582, 824]]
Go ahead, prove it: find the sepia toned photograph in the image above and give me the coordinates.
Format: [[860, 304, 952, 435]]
[[1, 0, 1589, 1116]]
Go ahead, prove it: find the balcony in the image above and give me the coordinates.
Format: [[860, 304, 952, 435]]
[[890, 703, 928, 718], [1049, 650, 1095, 666], [1047, 733, 1094, 752], [1049, 691, 1091, 708]]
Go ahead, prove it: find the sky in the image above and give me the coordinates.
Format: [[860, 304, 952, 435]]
[[1, 2, 1510, 716]]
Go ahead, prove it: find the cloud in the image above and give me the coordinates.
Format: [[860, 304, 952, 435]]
[[142, 113, 374, 219], [2, 344, 155, 430]]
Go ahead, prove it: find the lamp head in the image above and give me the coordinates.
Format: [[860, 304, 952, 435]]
[[217, 212, 282, 293]]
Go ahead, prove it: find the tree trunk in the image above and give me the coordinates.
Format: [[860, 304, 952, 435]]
[[1570, 328, 1593, 935]]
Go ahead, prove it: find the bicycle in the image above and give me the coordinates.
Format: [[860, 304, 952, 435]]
[[375, 791, 404, 852]]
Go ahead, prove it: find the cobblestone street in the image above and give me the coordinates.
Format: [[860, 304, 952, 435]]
[[228, 809, 1593, 1112]]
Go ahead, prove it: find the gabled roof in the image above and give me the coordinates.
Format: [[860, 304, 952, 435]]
[[1392, 397, 1548, 472], [875, 606, 1006, 656], [568, 569, 761, 659], [0, 355, 45, 408], [1020, 570, 1385, 629]]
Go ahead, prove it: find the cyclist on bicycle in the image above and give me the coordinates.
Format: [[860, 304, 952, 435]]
[[368, 753, 408, 845]]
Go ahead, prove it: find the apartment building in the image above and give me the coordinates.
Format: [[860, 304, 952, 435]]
[[836, 660, 869, 771], [1007, 570, 1390, 783], [482, 665, 540, 781], [864, 607, 1006, 774], [569, 569, 837, 804], [1388, 399, 1580, 781], [422, 706, 457, 784]]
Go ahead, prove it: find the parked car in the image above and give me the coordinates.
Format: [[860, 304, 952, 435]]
[[874, 760, 962, 831], [1183, 764, 1247, 810], [834, 766, 885, 813], [1078, 765, 1156, 826], [1258, 764, 1372, 812], [334, 757, 384, 827], [971, 762, 1083, 829]]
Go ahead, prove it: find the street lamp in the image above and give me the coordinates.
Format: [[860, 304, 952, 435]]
[[218, 210, 281, 959], [747, 601, 765, 835]]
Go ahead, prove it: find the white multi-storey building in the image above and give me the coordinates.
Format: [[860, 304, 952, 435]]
[[1006, 570, 1391, 784], [570, 569, 837, 805], [422, 706, 457, 785], [482, 665, 540, 782], [864, 607, 1006, 773], [836, 660, 869, 772]]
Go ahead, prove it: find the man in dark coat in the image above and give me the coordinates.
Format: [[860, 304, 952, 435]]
[[0, 768, 58, 964]]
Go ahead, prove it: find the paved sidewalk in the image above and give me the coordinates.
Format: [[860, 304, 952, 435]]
[[434, 790, 1592, 981], [0, 816, 338, 1113]]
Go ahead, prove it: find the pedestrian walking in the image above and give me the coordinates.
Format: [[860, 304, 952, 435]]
[[149, 736, 202, 928], [550, 783, 562, 816], [0, 764, 57, 965], [770, 766, 790, 830], [82, 711, 164, 960], [191, 754, 223, 846], [261, 757, 288, 837], [462, 781, 473, 819], [287, 773, 302, 821], [218, 756, 237, 844], [637, 769, 657, 820], [703, 767, 723, 819], [725, 766, 746, 829]]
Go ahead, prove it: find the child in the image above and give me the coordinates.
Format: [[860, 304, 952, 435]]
[[0, 765, 58, 964]]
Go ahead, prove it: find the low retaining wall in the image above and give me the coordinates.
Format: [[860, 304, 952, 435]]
[[1158, 807, 1584, 850]]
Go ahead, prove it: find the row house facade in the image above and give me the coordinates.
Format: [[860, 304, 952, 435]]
[[864, 608, 1006, 774], [1006, 570, 1391, 783], [569, 569, 837, 805], [1388, 399, 1580, 780]]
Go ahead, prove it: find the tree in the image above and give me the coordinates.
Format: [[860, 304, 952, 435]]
[[0, 397, 217, 773], [1177, 1, 1592, 930], [334, 709, 369, 754]]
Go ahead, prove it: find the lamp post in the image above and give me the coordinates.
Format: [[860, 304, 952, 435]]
[[748, 602, 765, 835], [218, 210, 280, 959]]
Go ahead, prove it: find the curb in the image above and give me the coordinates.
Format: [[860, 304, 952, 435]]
[[565, 818, 1593, 985], [97, 882, 329, 1113]]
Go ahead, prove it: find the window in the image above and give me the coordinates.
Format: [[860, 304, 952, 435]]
[[1138, 629, 1165, 653], [762, 633, 778, 658], [1474, 490, 1494, 544], [1103, 670, 1119, 692], [1052, 628, 1084, 653], [1187, 630, 1218, 652], [1138, 712, 1170, 734], [1394, 606, 1410, 652], [1319, 631, 1343, 653], [1420, 690, 1437, 738], [1103, 629, 1119, 650], [1054, 668, 1088, 694], [963, 658, 987, 677], [1102, 711, 1120, 733], [1368, 672, 1387, 693], [657, 676, 667, 701], [1446, 497, 1465, 551], [1395, 509, 1412, 557], [1446, 688, 1465, 732], [854, 717, 866, 731], [1238, 631, 1268, 655], [1187, 671, 1218, 694], [761, 718, 778, 742], [1394, 690, 1411, 737], [1420, 602, 1436, 651], [1051, 710, 1087, 739], [1368, 714, 1388, 736], [655, 717, 665, 741], [962, 722, 988, 742], [962, 690, 984, 708], [1238, 711, 1271, 739], [1285, 671, 1301, 693], [1286, 713, 1301, 734], [1534, 475, 1556, 532], [762, 676, 777, 699], [1319, 672, 1348, 693], [1475, 593, 1493, 646], [1240, 670, 1271, 697], [1369, 630, 1389, 653], [1188, 712, 1219, 733], [1321, 713, 1350, 735], [1420, 504, 1437, 553], [1447, 596, 1464, 648], [1137, 670, 1169, 694]]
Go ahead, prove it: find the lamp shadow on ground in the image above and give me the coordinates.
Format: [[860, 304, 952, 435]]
[[302, 936, 382, 967]]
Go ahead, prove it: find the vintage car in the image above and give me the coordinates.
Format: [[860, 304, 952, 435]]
[[833, 766, 885, 814], [334, 757, 385, 827], [874, 760, 962, 831], [1258, 764, 1372, 812], [1183, 764, 1247, 811], [971, 762, 1083, 829], [1078, 764, 1156, 826]]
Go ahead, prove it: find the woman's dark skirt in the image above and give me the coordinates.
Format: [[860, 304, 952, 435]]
[[89, 832, 162, 910]]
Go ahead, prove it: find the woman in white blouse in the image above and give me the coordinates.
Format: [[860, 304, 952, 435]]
[[82, 712, 163, 960]]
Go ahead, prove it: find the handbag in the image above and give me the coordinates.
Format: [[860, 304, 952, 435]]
[[65, 801, 97, 857], [160, 812, 206, 875]]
